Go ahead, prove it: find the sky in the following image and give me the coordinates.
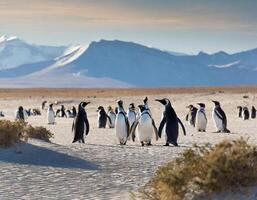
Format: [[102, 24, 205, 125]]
[[1, 0, 257, 54]]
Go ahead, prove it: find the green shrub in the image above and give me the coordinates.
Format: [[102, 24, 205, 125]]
[[0, 120, 54, 147], [139, 138, 257, 200]]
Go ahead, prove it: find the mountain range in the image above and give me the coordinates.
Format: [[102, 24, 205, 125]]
[[0, 35, 256, 87]]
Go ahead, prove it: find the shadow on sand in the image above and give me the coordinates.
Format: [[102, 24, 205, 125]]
[[0, 142, 98, 170]]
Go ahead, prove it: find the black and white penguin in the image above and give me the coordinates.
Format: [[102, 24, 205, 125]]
[[72, 106, 77, 117], [156, 98, 186, 146], [143, 97, 151, 115], [237, 106, 243, 118], [60, 105, 67, 118], [130, 105, 158, 146], [55, 109, 61, 117], [186, 105, 198, 127], [42, 100, 47, 110], [115, 100, 130, 145], [15, 106, 27, 121], [127, 103, 137, 128], [195, 103, 207, 132], [212, 100, 230, 133], [0, 111, 4, 117], [66, 110, 75, 118], [72, 101, 90, 143], [251, 106, 256, 119], [97, 106, 111, 128], [47, 104, 55, 124], [107, 106, 116, 128], [242, 107, 250, 120]]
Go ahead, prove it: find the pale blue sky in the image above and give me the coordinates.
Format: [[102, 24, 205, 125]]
[[1, 0, 257, 54]]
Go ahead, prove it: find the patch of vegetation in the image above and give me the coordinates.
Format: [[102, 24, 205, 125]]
[[139, 138, 257, 200], [24, 125, 54, 142], [0, 120, 53, 147]]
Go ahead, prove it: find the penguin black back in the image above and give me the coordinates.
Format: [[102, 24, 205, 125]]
[[156, 98, 186, 146], [251, 106, 256, 119], [72, 102, 90, 143]]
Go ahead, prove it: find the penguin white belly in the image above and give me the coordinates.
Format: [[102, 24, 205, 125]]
[[136, 115, 153, 142], [97, 113, 101, 128], [115, 114, 127, 143], [196, 112, 207, 131], [127, 111, 136, 127], [47, 110, 55, 124], [212, 110, 223, 131], [108, 113, 116, 128]]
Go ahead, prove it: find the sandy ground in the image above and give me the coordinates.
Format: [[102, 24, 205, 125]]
[[0, 91, 257, 199]]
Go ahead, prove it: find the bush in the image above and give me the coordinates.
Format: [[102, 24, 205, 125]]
[[139, 138, 257, 200], [24, 125, 54, 142], [0, 120, 54, 147], [0, 120, 27, 147]]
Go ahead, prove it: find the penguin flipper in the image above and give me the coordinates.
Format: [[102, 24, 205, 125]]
[[130, 120, 139, 142], [84, 117, 90, 136], [151, 119, 158, 141], [158, 117, 166, 138], [178, 118, 186, 136], [72, 121, 74, 132], [185, 114, 189, 121], [125, 116, 130, 139]]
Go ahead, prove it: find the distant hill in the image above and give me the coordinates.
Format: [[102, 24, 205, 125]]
[[0, 36, 256, 87]]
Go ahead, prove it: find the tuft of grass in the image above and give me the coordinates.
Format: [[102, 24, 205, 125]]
[[24, 125, 54, 142], [139, 138, 257, 200], [0, 120, 54, 147]]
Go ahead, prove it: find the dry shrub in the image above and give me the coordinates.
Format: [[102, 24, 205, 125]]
[[0, 120, 54, 147], [24, 125, 54, 142], [139, 138, 257, 200], [0, 120, 27, 147]]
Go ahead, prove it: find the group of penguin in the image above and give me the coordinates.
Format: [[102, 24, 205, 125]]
[[185, 100, 231, 133], [14, 106, 41, 121], [237, 106, 256, 120], [71, 97, 186, 146]]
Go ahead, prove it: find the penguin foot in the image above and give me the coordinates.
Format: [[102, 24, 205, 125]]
[[171, 142, 178, 147], [163, 143, 169, 146]]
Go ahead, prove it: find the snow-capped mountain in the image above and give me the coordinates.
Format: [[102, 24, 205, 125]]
[[0, 36, 256, 87], [0, 35, 65, 70]]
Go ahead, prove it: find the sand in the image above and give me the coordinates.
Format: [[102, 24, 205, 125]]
[[0, 91, 257, 199]]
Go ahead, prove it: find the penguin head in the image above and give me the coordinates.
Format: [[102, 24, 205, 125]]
[[143, 97, 148, 104], [49, 104, 53, 108], [18, 106, 23, 111], [186, 104, 194, 110], [197, 103, 205, 108], [129, 103, 135, 110], [117, 100, 123, 108], [212, 100, 220, 107], [80, 101, 90, 108], [155, 98, 169, 106], [107, 106, 113, 112], [97, 106, 104, 112], [237, 106, 242, 109], [138, 105, 146, 112]]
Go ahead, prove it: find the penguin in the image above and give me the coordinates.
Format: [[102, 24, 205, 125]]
[[42, 100, 47, 110], [251, 106, 256, 119], [242, 107, 250, 120], [237, 106, 243, 118], [97, 106, 111, 128], [15, 106, 27, 121], [195, 103, 207, 132], [127, 103, 137, 128], [32, 108, 41, 116], [186, 105, 198, 127], [107, 106, 116, 128], [0, 111, 4, 117], [130, 105, 158, 146], [47, 104, 55, 124], [55, 109, 61, 117], [72, 106, 77, 117], [60, 105, 67, 118], [115, 100, 130, 145], [66, 110, 75, 118], [212, 100, 230, 133], [156, 98, 186, 146], [72, 101, 90, 143]]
